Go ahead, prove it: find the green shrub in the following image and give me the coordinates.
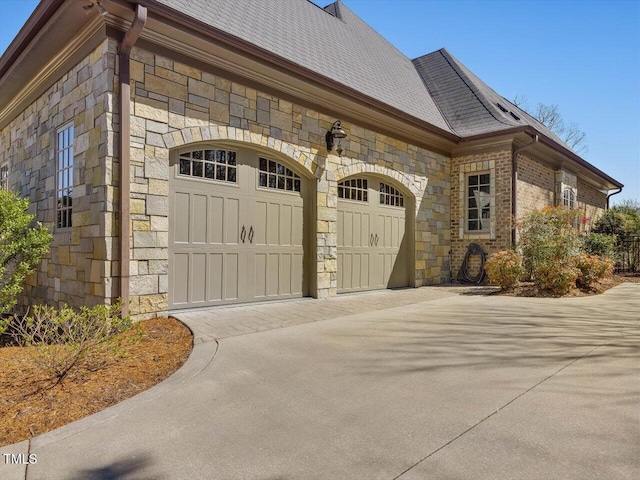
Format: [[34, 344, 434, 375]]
[[0, 190, 52, 319], [518, 206, 581, 291], [574, 253, 614, 289], [580, 233, 618, 259], [485, 250, 524, 289], [6, 302, 134, 382], [592, 202, 640, 240]]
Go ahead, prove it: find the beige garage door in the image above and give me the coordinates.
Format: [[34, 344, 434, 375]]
[[337, 178, 409, 293], [169, 147, 307, 309]]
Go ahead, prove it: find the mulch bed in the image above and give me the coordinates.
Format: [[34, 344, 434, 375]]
[[491, 273, 640, 297], [0, 317, 192, 447]]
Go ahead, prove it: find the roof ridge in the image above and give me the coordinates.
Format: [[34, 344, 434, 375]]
[[412, 50, 458, 135], [438, 49, 516, 129]]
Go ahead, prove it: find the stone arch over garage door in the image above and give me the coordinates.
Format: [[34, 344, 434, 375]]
[[333, 165, 418, 293], [162, 128, 319, 309], [160, 126, 321, 178]]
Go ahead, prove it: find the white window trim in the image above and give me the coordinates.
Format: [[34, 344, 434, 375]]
[[56, 122, 74, 229], [0, 161, 8, 191], [465, 172, 491, 233], [562, 188, 576, 209]]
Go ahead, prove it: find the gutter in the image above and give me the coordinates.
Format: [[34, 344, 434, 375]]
[[119, 4, 147, 317], [511, 133, 538, 245], [123, 0, 459, 144], [606, 187, 623, 209], [461, 126, 623, 190], [0, 0, 64, 78]]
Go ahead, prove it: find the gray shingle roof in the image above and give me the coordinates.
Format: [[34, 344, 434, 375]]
[[413, 48, 566, 145], [154, 0, 453, 132]]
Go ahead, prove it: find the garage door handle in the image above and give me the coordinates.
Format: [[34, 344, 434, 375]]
[[241, 225, 246, 243], [249, 226, 254, 243], [370, 233, 374, 246], [374, 233, 378, 246]]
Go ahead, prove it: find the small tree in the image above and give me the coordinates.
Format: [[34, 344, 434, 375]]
[[0, 190, 52, 318], [592, 202, 640, 240]]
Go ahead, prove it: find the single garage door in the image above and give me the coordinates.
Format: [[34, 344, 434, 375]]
[[337, 177, 409, 293], [169, 147, 308, 309]]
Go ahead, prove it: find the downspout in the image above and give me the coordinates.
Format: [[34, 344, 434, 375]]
[[606, 187, 623, 209], [511, 134, 539, 245], [119, 5, 147, 317]]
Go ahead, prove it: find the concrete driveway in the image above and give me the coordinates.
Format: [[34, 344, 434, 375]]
[[3, 284, 639, 480]]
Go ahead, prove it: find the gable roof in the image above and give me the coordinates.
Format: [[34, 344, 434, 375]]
[[413, 48, 565, 144], [152, 0, 453, 132]]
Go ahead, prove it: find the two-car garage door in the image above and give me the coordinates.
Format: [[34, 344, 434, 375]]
[[169, 147, 307, 309], [169, 148, 410, 309]]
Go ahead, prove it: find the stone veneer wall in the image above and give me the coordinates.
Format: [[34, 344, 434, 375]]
[[125, 46, 451, 318], [450, 150, 512, 276], [0, 39, 117, 310]]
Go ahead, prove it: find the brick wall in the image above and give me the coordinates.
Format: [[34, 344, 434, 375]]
[[450, 150, 512, 276], [516, 154, 555, 216], [577, 177, 607, 230]]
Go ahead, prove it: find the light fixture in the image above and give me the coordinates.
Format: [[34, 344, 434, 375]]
[[326, 120, 347, 156]]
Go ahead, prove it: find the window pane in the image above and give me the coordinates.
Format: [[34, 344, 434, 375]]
[[468, 175, 478, 186], [469, 209, 478, 219], [205, 163, 215, 179], [277, 176, 285, 190], [179, 159, 190, 175], [479, 174, 490, 185], [228, 151, 236, 166], [294, 179, 300, 192], [468, 220, 478, 231], [259, 172, 267, 187], [216, 165, 226, 181], [363, 191, 368, 202], [192, 161, 203, 177], [338, 186, 344, 198], [277, 163, 285, 175], [260, 158, 267, 171], [227, 167, 236, 183], [268, 175, 276, 188], [192, 150, 202, 160], [286, 177, 293, 191], [269, 161, 276, 173], [480, 185, 490, 194], [216, 150, 226, 164], [468, 198, 476, 208], [482, 208, 490, 218], [205, 150, 215, 162]]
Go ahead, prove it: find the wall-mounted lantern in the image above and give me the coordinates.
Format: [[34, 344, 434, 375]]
[[326, 120, 347, 156]]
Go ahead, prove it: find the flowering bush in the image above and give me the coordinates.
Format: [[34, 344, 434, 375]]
[[534, 262, 580, 296], [574, 253, 614, 289], [485, 250, 524, 289]]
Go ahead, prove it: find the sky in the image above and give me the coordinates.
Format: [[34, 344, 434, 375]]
[[0, 0, 638, 204]]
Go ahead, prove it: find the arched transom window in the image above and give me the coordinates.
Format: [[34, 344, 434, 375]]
[[379, 182, 404, 207], [179, 149, 237, 183], [259, 158, 301, 192], [338, 178, 368, 202]]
